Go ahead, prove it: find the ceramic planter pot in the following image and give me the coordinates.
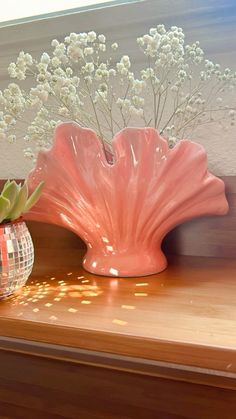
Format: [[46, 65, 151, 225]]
[[0, 219, 34, 298], [26, 123, 228, 277]]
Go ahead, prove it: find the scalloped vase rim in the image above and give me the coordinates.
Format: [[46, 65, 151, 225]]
[[35, 122, 207, 169], [31, 122, 212, 192], [52, 121, 202, 149]]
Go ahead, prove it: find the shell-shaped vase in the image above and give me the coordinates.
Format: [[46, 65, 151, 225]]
[[26, 123, 228, 277]]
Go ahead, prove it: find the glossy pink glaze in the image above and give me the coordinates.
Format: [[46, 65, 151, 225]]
[[26, 123, 229, 277]]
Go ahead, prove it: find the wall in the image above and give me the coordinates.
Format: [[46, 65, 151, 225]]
[[0, 0, 236, 178]]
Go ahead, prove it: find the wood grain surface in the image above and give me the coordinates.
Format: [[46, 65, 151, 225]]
[[0, 249, 236, 375], [0, 350, 235, 419]]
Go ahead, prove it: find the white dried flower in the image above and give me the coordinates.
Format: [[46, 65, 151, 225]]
[[24, 147, 35, 159], [116, 62, 124, 73], [99, 44, 106, 52], [111, 43, 118, 50], [132, 79, 145, 94], [84, 47, 94, 56], [109, 69, 116, 76], [0, 25, 234, 160], [7, 134, 16, 143], [98, 34, 106, 43], [121, 55, 131, 68], [41, 53, 50, 64], [51, 57, 61, 67], [88, 31, 96, 42], [168, 136, 177, 148], [51, 39, 59, 47], [83, 62, 94, 73]]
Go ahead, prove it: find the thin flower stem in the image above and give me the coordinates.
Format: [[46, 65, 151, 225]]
[[119, 82, 130, 127]]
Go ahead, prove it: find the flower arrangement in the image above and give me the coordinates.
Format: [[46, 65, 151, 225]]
[[0, 180, 44, 224], [0, 24, 235, 160]]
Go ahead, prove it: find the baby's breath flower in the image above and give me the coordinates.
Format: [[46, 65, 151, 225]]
[[121, 55, 131, 68], [7, 134, 16, 143], [99, 44, 106, 52], [83, 62, 95, 73], [168, 136, 177, 148], [40, 53, 50, 64], [0, 121, 7, 130], [84, 47, 94, 56], [67, 44, 82, 61], [88, 31, 96, 42], [132, 79, 145, 94], [51, 57, 61, 67], [116, 62, 124, 73], [51, 39, 59, 47], [111, 43, 118, 50], [24, 147, 35, 159], [69, 33, 78, 42], [84, 76, 93, 85], [0, 25, 234, 159], [4, 114, 15, 125], [98, 34, 106, 43], [109, 69, 116, 76]]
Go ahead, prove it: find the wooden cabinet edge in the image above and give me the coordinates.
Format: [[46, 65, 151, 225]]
[[0, 336, 236, 391]]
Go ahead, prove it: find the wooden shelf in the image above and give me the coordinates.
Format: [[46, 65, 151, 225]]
[[0, 248, 236, 417], [0, 249, 236, 378]]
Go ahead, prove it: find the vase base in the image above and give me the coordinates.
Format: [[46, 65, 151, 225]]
[[83, 265, 167, 278], [82, 250, 167, 278]]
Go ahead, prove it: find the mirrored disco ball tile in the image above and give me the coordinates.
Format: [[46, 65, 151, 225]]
[[0, 221, 34, 299]]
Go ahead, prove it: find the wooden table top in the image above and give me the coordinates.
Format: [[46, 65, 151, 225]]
[[0, 249, 236, 379]]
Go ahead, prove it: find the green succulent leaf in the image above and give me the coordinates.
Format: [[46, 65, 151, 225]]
[[1, 181, 18, 212], [24, 181, 44, 213], [9, 182, 29, 221], [0, 180, 44, 222], [1, 179, 11, 194], [0, 196, 11, 223]]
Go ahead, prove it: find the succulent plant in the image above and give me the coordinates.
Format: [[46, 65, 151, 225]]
[[0, 180, 44, 224]]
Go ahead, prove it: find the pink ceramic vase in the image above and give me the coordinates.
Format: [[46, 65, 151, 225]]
[[26, 123, 228, 277]]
